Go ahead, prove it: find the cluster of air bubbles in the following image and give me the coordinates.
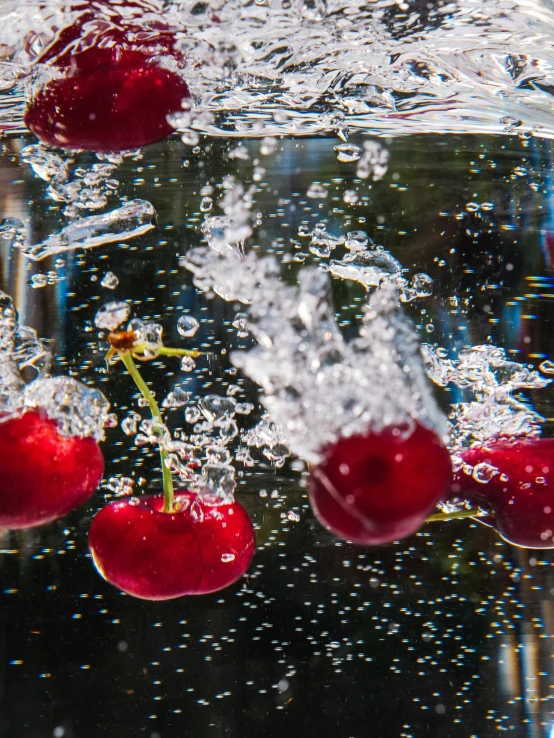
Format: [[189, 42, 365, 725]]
[[0, 290, 50, 410], [422, 344, 551, 453], [182, 245, 445, 462], [30, 271, 64, 289], [201, 177, 256, 257], [24, 376, 110, 442], [0, 291, 108, 438], [305, 224, 433, 300], [103, 476, 136, 498], [241, 414, 290, 468], [355, 141, 390, 181], [20, 145, 119, 218]]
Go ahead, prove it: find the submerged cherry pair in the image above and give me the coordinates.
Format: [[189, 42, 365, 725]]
[[310, 423, 554, 549], [0, 410, 255, 599]]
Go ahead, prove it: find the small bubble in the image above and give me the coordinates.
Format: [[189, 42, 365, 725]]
[[95, 301, 130, 331], [177, 315, 200, 338], [540, 360, 554, 374], [306, 183, 328, 199], [343, 189, 359, 204], [260, 137, 278, 155], [472, 462, 499, 484], [101, 271, 119, 289], [31, 273, 48, 289], [181, 355, 197, 372], [334, 144, 362, 162]]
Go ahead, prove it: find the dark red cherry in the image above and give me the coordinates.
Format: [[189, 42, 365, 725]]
[[454, 438, 554, 548], [309, 422, 452, 545], [0, 411, 104, 529], [88, 492, 256, 600], [24, 10, 189, 152]]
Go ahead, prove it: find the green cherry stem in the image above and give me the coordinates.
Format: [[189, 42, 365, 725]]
[[425, 508, 488, 524], [119, 350, 175, 514], [130, 343, 203, 360]]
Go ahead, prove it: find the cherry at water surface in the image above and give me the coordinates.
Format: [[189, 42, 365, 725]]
[[24, 4, 189, 152], [88, 492, 256, 600], [309, 421, 452, 545], [0, 410, 104, 529], [455, 437, 554, 548]]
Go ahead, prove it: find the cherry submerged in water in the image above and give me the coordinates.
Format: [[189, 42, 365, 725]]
[[89, 492, 256, 600], [24, 8, 189, 152], [0, 410, 104, 529], [309, 422, 452, 545], [455, 438, 554, 548]]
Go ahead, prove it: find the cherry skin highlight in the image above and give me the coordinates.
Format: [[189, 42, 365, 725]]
[[24, 10, 189, 152], [454, 438, 554, 548], [309, 422, 452, 545], [88, 492, 256, 600], [0, 410, 104, 529]]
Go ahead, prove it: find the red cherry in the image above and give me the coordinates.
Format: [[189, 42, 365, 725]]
[[24, 11, 189, 152], [88, 492, 256, 600], [0, 410, 104, 529], [309, 422, 452, 545], [454, 438, 554, 548]]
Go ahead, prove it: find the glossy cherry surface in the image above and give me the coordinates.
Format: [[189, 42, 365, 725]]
[[309, 422, 452, 545], [0, 410, 104, 529], [88, 492, 256, 600], [454, 438, 554, 548], [24, 8, 189, 152]]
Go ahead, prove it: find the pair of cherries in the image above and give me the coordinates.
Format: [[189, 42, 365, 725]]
[[310, 424, 554, 549], [0, 409, 255, 599], [24, 0, 190, 152]]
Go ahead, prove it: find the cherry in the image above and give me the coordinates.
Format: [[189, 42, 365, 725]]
[[308, 422, 452, 545], [0, 410, 104, 529], [454, 438, 554, 548], [24, 7, 189, 152], [88, 492, 256, 600]]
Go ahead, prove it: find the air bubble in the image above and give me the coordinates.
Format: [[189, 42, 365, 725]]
[[177, 315, 200, 338]]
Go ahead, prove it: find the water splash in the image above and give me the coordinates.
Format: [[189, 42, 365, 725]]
[[182, 246, 445, 462], [20, 200, 155, 261], [2, 1, 554, 139], [422, 344, 551, 452], [0, 290, 109, 438], [24, 376, 110, 441]]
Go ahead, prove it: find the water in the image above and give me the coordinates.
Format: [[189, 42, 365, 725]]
[[1, 1, 554, 736]]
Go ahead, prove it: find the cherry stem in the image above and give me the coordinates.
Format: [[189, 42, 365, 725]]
[[119, 350, 175, 514], [132, 343, 203, 359], [425, 508, 487, 524]]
